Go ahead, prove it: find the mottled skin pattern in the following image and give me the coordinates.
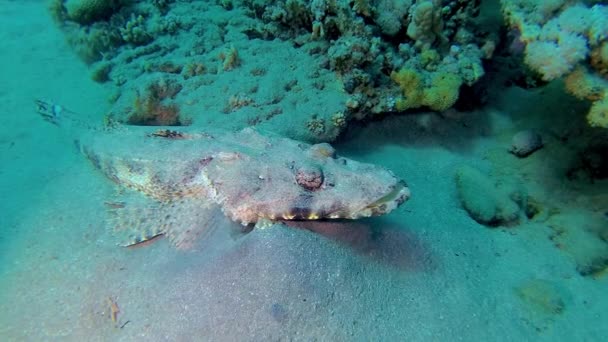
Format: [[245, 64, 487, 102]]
[[76, 126, 410, 248]]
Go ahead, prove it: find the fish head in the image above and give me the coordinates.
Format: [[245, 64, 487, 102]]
[[206, 131, 410, 225]]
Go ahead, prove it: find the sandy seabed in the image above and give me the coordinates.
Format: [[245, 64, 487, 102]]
[[1, 1, 607, 341]]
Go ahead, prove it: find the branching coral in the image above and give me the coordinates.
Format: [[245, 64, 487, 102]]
[[121, 14, 152, 46]]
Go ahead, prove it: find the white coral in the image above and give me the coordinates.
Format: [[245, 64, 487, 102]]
[[588, 5, 608, 45], [501, 0, 608, 128], [502, 1, 605, 81], [375, 0, 412, 36], [525, 41, 571, 81], [556, 4, 591, 35], [557, 32, 589, 65]]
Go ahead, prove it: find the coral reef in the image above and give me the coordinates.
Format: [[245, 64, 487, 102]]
[[65, 0, 123, 25], [238, 0, 489, 119], [50, 0, 173, 63], [500, 0, 608, 128], [51, 0, 497, 137], [51, 0, 608, 136]]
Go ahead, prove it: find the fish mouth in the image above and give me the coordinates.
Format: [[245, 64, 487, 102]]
[[324, 180, 410, 219], [361, 180, 410, 216]]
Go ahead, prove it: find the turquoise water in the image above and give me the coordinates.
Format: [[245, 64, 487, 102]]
[[1, 1, 607, 340]]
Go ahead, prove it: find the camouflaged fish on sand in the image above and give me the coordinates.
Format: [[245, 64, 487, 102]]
[[38, 101, 410, 249]]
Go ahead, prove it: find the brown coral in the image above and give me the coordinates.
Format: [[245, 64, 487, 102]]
[[127, 80, 186, 126], [129, 94, 182, 126], [588, 97, 608, 128], [564, 67, 605, 101], [590, 42, 608, 78], [564, 67, 608, 128], [223, 94, 254, 113], [219, 45, 240, 71], [149, 78, 183, 100], [183, 62, 206, 79]]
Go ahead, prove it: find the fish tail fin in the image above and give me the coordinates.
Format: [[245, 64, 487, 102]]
[[34, 99, 103, 131], [34, 99, 69, 126]]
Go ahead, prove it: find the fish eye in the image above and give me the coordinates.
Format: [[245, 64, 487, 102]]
[[295, 165, 324, 190]]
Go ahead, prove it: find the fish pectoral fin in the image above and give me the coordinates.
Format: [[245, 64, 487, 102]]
[[106, 196, 166, 247], [107, 195, 221, 250], [163, 200, 224, 250]]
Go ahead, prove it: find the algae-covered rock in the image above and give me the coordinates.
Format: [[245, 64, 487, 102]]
[[509, 130, 544, 157], [65, 0, 122, 25], [515, 278, 566, 316], [547, 211, 608, 277], [514, 278, 568, 332], [455, 165, 521, 226]]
